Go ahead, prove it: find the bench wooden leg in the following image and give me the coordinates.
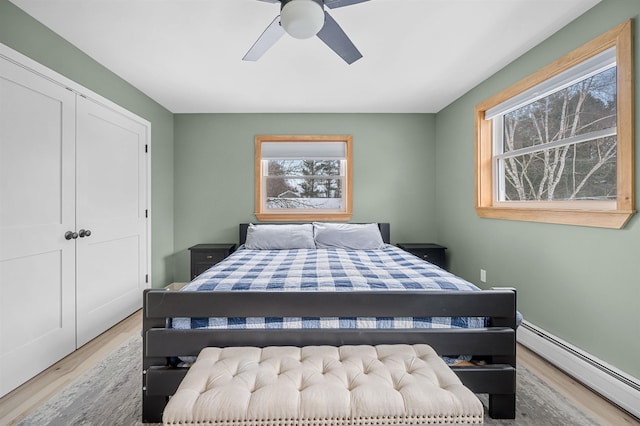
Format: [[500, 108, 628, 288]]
[[489, 393, 516, 419]]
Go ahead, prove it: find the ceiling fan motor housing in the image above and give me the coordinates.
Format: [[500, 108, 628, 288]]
[[244, 0, 365, 64], [280, 0, 325, 39]]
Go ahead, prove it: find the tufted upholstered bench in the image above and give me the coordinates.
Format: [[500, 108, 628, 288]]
[[162, 344, 484, 426]]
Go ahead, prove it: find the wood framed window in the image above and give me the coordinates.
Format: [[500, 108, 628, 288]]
[[255, 135, 353, 221], [475, 20, 634, 229]]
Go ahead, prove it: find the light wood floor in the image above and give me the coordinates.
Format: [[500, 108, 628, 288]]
[[0, 309, 637, 426], [0, 310, 142, 426]]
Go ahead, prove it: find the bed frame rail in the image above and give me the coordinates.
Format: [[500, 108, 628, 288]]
[[146, 327, 514, 357]]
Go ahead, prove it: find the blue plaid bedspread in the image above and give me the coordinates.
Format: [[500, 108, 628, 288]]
[[172, 245, 487, 331]]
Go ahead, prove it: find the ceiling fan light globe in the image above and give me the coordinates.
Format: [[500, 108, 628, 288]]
[[280, 0, 325, 39]]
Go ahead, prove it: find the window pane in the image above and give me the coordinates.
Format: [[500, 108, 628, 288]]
[[500, 136, 617, 201], [267, 160, 341, 177], [266, 177, 343, 209], [503, 67, 617, 153]]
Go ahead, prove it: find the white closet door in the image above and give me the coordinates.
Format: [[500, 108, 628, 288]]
[[75, 97, 148, 347], [0, 58, 76, 397]]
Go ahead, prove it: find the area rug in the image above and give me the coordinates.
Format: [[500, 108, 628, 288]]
[[18, 334, 600, 426]]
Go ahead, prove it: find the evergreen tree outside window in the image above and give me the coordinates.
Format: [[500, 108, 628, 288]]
[[255, 135, 352, 221]]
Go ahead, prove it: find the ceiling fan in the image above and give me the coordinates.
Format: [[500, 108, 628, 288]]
[[243, 0, 369, 65]]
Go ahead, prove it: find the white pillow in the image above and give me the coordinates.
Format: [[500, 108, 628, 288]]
[[313, 222, 385, 250], [244, 224, 316, 249]]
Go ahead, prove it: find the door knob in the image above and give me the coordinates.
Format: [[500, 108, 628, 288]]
[[65, 231, 78, 240], [79, 229, 92, 238]]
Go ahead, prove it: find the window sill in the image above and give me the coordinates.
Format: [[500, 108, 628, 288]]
[[475, 206, 635, 229]]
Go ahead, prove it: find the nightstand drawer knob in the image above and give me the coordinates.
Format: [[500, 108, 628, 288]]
[[422, 254, 429, 259], [206, 255, 213, 259]]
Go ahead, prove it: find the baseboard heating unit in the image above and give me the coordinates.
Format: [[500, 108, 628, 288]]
[[517, 320, 640, 419]]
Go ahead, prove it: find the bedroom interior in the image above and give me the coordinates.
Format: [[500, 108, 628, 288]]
[[1, 0, 639, 424]]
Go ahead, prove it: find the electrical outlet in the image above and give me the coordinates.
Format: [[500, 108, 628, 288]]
[[480, 269, 487, 283]]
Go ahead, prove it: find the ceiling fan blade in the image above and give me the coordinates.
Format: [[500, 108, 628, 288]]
[[324, 0, 369, 9], [243, 16, 286, 61], [316, 11, 362, 64]]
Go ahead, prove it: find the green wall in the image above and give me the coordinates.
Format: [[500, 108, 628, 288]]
[[435, 0, 640, 378], [172, 114, 436, 281], [0, 0, 175, 287]]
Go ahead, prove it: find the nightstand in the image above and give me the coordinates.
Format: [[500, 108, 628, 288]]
[[188, 243, 236, 279], [397, 243, 447, 270]]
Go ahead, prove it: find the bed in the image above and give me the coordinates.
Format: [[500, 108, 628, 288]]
[[142, 223, 517, 423]]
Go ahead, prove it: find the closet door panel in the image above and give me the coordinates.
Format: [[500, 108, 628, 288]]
[[0, 58, 76, 397], [75, 97, 147, 347]]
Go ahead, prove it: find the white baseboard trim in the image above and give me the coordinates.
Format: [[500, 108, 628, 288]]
[[517, 320, 640, 419]]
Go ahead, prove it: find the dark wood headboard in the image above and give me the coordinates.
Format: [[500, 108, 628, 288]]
[[239, 223, 391, 245]]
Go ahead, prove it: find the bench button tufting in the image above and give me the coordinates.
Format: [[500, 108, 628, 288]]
[[162, 344, 484, 425]]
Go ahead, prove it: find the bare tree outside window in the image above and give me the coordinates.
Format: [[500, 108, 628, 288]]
[[500, 67, 617, 202], [265, 159, 343, 209], [474, 20, 634, 228]]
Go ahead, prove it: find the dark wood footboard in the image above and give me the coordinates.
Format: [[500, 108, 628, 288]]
[[142, 288, 517, 423]]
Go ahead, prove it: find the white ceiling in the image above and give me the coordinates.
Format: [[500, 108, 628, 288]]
[[10, 0, 600, 113]]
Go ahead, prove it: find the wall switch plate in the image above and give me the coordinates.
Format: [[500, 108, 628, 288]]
[[480, 269, 487, 283]]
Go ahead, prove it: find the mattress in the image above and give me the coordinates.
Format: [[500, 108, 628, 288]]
[[172, 245, 487, 331]]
